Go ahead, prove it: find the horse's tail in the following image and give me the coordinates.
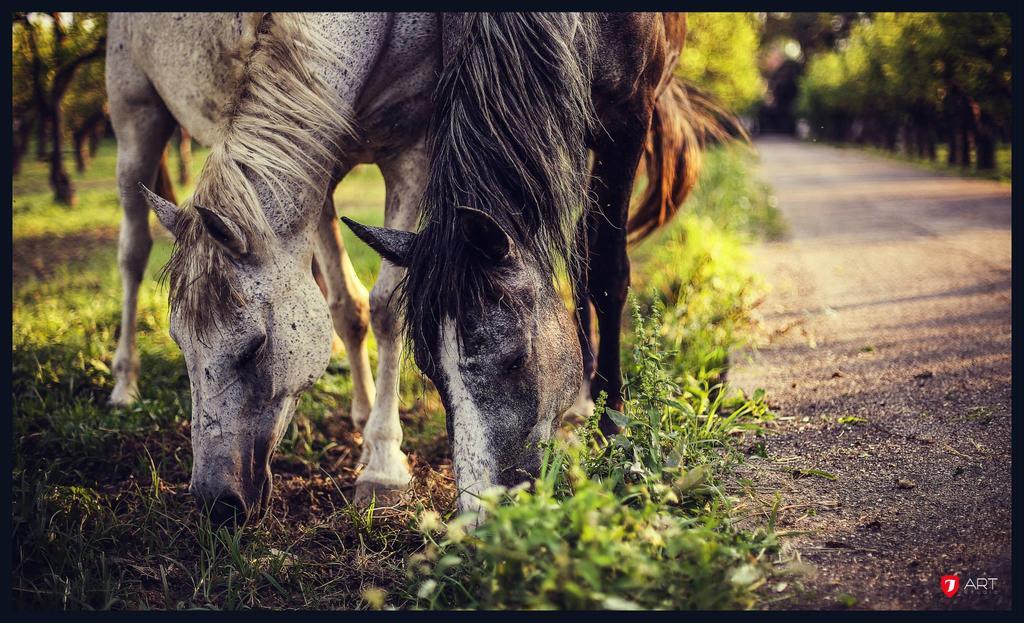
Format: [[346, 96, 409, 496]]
[[626, 77, 747, 244], [155, 149, 177, 205]]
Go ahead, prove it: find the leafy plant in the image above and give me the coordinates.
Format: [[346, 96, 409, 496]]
[[12, 139, 782, 610], [409, 298, 776, 610]]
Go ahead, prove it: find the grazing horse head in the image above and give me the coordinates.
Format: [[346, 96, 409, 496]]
[[142, 14, 352, 527], [146, 186, 334, 526], [346, 13, 595, 512], [345, 209, 582, 512]]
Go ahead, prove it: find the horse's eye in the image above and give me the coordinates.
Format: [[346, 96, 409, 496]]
[[505, 352, 527, 373], [238, 334, 267, 367]]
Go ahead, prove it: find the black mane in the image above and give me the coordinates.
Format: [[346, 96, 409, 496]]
[[402, 12, 596, 352]]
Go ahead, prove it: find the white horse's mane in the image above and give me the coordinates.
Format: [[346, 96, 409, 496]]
[[165, 13, 354, 332]]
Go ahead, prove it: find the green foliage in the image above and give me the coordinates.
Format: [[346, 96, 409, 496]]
[[409, 304, 775, 610], [12, 12, 107, 123], [796, 12, 1012, 169], [679, 13, 766, 114], [630, 146, 782, 380], [12, 139, 781, 610], [407, 147, 782, 610]]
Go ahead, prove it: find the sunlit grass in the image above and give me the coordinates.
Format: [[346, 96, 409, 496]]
[[12, 139, 781, 610]]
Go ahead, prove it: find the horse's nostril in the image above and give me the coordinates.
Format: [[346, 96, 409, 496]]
[[205, 491, 248, 529]]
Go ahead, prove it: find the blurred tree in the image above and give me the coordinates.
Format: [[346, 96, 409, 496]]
[[12, 12, 106, 203], [934, 13, 1012, 169], [176, 127, 193, 185], [678, 13, 765, 115], [796, 12, 1011, 169], [11, 19, 37, 175], [64, 47, 108, 173], [758, 12, 860, 133]]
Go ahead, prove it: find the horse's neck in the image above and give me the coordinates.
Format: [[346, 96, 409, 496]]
[[294, 14, 391, 143], [219, 14, 389, 236], [249, 13, 391, 170]]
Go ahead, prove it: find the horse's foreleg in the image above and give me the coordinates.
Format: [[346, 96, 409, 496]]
[[565, 219, 597, 425], [108, 90, 177, 406], [587, 110, 653, 435], [314, 189, 374, 429], [354, 143, 427, 502]]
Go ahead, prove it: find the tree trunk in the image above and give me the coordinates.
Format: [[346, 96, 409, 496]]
[[12, 113, 34, 176], [974, 108, 996, 171], [89, 123, 103, 156], [35, 114, 48, 161], [73, 131, 88, 173], [177, 127, 192, 186], [926, 127, 937, 161], [948, 113, 967, 167], [976, 134, 995, 170], [916, 121, 928, 160], [884, 123, 897, 152], [72, 109, 106, 173], [959, 127, 973, 168], [48, 99, 75, 205]]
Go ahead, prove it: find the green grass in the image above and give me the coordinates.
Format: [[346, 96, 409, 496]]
[[824, 141, 1012, 184], [12, 140, 781, 610], [410, 302, 776, 610]]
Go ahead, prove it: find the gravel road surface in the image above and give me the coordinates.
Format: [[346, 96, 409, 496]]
[[732, 137, 1012, 610]]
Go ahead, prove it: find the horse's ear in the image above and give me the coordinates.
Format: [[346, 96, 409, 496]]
[[341, 216, 415, 267], [139, 183, 181, 238], [456, 206, 512, 264], [195, 205, 249, 257]]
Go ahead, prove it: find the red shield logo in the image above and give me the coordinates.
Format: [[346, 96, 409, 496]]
[[940, 575, 960, 598]]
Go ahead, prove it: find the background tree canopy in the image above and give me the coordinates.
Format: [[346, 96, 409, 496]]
[[677, 13, 765, 115], [795, 12, 1011, 169], [10, 11, 1012, 202], [13, 12, 108, 202]]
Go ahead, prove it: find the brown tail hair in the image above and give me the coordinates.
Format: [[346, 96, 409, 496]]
[[155, 149, 177, 205], [626, 77, 748, 243]]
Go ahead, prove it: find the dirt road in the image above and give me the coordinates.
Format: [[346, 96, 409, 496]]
[[731, 137, 1012, 610]]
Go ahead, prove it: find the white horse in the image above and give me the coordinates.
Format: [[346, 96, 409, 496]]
[[108, 13, 438, 523], [107, 12, 713, 524]]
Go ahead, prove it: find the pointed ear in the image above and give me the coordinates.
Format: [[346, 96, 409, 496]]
[[194, 205, 249, 257], [456, 206, 513, 264], [139, 183, 181, 237], [341, 216, 415, 267]]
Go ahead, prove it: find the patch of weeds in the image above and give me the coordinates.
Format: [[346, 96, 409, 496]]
[[408, 299, 777, 610], [627, 144, 781, 383], [629, 216, 765, 383], [837, 592, 859, 608], [836, 416, 867, 426], [963, 406, 994, 425]]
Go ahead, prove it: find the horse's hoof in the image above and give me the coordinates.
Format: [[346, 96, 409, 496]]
[[353, 478, 411, 508], [108, 382, 139, 407]]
